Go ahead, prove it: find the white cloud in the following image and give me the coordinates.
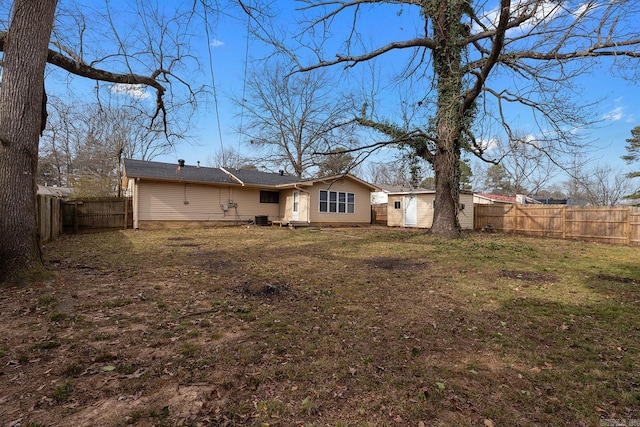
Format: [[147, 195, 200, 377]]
[[479, 138, 499, 152], [211, 39, 225, 47], [110, 83, 150, 100], [603, 106, 624, 122], [571, 2, 597, 19], [475, 1, 564, 34]]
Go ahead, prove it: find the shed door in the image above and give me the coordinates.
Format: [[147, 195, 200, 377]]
[[404, 195, 417, 227], [292, 191, 300, 221]]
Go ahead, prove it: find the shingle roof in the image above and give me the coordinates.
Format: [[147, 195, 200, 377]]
[[123, 159, 376, 190], [223, 167, 301, 186], [123, 159, 237, 184]]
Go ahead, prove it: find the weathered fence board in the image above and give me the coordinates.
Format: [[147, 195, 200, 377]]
[[475, 204, 640, 246], [62, 198, 133, 234], [371, 204, 387, 225], [37, 195, 62, 243]]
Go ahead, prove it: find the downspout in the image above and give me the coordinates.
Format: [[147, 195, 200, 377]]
[[294, 185, 311, 224], [133, 178, 140, 229]]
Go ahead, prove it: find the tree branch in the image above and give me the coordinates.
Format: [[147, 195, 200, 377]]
[[0, 30, 169, 132]]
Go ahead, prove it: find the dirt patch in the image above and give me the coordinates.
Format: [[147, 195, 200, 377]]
[[499, 270, 556, 282], [236, 280, 289, 297], [596, 274, 638, 284]]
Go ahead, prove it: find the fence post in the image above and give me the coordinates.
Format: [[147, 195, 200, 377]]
[[626, 207, 631, 245], [562, 206, 566, 240], [73, 203, 79, 234], [124, 197, 128, 230], [512, 204, 518, 232]]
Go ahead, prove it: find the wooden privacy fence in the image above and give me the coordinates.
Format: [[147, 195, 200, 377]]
[[62, 198, 133, 234], [37, 196, 133, 242], [475, 204, 640, 246], [371, 204, 388, 225], [37, 195, 62, 243]]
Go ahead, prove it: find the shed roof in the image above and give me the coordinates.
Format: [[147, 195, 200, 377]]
[[387, 189, 473, 195], [475, 193, 517, 204], [373, 184, 429, 193]]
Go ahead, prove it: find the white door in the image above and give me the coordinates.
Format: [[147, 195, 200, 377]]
[[292, 191, 300, 221], [404, 195, 417, 227]]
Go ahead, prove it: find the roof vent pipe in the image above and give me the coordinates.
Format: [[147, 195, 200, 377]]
[[279, 170, 284, 176], [178, 159, 185, 167], [197, 161, 200, 168]]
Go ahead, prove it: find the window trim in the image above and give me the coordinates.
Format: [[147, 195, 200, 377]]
[[319, 190, 355, 214], [259, 190, 280, 204]]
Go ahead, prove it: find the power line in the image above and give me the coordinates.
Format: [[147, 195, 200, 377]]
[[238, 6, 252, 147], [202, 2, 224, 154]]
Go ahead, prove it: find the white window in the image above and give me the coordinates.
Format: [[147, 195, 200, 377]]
[[319, 190, 355, 214]]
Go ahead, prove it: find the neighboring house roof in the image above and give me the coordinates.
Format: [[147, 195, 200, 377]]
[[37, 185, 74, 198], [532, 197, 569, 205], [475, 193, 517, 204], [123, 159, 377, 191]]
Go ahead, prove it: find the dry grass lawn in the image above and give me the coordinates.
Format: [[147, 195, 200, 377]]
[[0, 226, 638, 426]]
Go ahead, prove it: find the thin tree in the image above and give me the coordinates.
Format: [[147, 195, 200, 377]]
[[236, 60, 353, 178], [580, 164, 634, 206], [246, 0, 640, 236], [0, 0, 203, 283], [489, 133, 560, 196]]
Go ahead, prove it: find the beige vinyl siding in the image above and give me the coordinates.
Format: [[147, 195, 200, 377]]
[[279, 179, 372, 225], [308, 179, 371, 224], [280, 188, 311, 223], [136, 181, 280, 223]]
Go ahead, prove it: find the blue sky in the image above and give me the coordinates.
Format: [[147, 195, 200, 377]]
[[45, 0, 640, 185]]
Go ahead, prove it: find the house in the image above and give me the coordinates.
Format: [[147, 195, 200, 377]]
[[474, 193, 517, 205], [122, 158, 378, 229], [386, 190, 475, 229]]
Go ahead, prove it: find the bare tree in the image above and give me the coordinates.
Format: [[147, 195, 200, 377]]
[[236, 60, 354, 178], [492, 133, 560, 195], [246, 0, 640, 236], [579, 164, 634, 207], [316, 149, 356, 178], [38, 97, 171, 197], [0, 0, 204, 283], [364, 152, 430, 189], [208, 146, 256, 170]]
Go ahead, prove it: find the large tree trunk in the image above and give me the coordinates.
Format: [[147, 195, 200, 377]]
[[0, 0, 58, 284], [428, 0, 464, 238], [432, 144, 461, 237]]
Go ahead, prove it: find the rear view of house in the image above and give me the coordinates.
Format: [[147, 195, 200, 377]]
[[122, 159, 377, 229]]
